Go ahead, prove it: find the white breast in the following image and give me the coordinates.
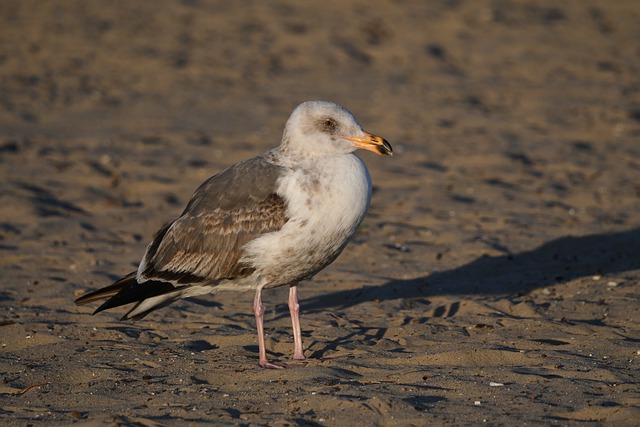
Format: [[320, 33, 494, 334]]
[[242, 154, 372, 286]]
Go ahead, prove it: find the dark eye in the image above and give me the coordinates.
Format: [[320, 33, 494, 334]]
[[323, 118, 336, 129]]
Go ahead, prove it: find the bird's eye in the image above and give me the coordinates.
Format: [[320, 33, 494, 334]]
[[323, 118, 336, 129]]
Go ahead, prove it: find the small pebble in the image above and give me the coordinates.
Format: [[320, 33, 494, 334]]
[[70, 411, 84, 419]]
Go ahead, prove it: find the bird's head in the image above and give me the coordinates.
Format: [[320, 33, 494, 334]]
[[280, 101, 392, 158]]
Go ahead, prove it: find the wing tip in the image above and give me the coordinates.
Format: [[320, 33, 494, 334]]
[[74, 271, 138, 306], [75, 272, 182, 321]]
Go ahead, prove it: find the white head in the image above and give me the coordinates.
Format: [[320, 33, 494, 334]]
[[279, 101, 392, 158]]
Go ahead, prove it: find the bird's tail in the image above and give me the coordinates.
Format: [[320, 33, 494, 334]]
[[74, 272, 181, 321]]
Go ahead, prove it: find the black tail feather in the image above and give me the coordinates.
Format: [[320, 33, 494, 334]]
[[94, 281, 177, 314], [75, 271, 179, 319], [74, 272, 138, 306]]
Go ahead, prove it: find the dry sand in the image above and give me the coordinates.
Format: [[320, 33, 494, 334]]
[[1, 0, 639, 425]]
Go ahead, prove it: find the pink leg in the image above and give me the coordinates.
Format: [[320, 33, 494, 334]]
[[288, 284, 306, 360], [253, 288, 284, 369]]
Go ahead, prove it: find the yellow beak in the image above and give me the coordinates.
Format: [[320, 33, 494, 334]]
[[345, 132, 393, 156]]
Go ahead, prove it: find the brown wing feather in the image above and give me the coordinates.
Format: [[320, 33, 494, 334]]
[[74, 155, 288, 316], [138, 156, 288, 285], [141, 193, 287, 283]]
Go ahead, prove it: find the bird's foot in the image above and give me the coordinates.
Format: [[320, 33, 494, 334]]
[[260, 360, 286, 369]]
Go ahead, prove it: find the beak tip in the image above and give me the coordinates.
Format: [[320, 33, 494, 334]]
[[346, 133, 393, 156], [377, 139, 393, 156]]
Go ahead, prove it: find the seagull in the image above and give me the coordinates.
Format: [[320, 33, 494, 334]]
[[75, 100, 392, 369]]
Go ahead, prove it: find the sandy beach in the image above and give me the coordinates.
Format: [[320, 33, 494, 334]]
[[1, 0, 639, 425]]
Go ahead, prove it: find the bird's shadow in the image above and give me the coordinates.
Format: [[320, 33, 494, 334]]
[[300, 227, 640, 313]]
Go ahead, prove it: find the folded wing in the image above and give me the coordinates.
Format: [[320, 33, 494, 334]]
[[75, 156, 288, 319]]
